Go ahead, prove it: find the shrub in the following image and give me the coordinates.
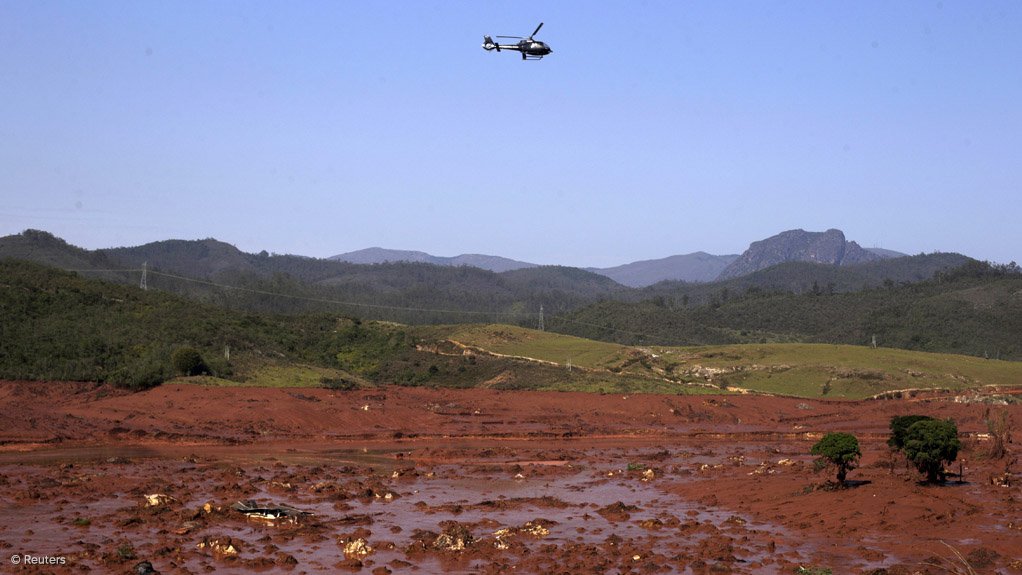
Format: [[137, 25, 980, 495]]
[[903, 419, 961, 483], [887, 415, 935, 450], [811, 432, 861, 484], [171, 346, 208, 376]]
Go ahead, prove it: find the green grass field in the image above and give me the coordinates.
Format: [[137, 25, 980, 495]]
[[445, 325, 1022, 399], [166, 324, 1021, 400], [444, 324, 636, 368]]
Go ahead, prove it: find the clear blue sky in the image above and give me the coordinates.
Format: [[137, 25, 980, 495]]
[[2, 1, 1019, 267]]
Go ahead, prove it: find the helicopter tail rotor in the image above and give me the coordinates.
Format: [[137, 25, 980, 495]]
[[482, 36, 498, 51]]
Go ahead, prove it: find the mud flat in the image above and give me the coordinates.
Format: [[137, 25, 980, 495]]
[[1, 381, 1020, 574]]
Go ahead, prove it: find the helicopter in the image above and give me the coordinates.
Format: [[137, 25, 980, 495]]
[[482, 22, 552, 60]]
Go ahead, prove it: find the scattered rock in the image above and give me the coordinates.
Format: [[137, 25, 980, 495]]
[[142, 494, 176, 508], [434, 521, 473, 551], [196, 536, 241, 559], [342, 537, 373, 559]]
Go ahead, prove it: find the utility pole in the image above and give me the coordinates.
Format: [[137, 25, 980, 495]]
[[140, 261, 148, 291]]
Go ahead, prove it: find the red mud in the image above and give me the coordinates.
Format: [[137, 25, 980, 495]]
[[1, 381, 1020, 574]]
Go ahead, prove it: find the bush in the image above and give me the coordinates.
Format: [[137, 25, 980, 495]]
[[112, 358, 167, 391], [903, 419, 961, 483], [888, 415, 935, 450], [811, 432, 861, 484], [171, 346, 208, 376], [321, 377, 357, 391]]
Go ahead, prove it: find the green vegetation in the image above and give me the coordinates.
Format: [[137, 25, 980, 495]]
[[171, 346, 208, 376], [4, 230, 1020, 362], [810, 432, 861, 484], [557, 261, 1022, 360], [3, 259, 1022, 399], [0, 259, 421, 388], [887, 415, 935, 450], [902, 419, 962, 483], [444, 324, 633, 369]]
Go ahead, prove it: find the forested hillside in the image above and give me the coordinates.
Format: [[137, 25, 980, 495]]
[[555, 261, 1022, 360], [3, 231, 1019, 361], [0, 260, 418, 388], [1, 231, 624, 324]]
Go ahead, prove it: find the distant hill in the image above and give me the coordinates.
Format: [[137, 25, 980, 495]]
[[0, 229, 124, 281], [555, 259, 1022, 360], [332, 247, 744, 287], [332, 233, 905, 287], [103, 238, 261, 277], [866, 247, 907, 259], [0, 259, 673, 394], [718, 229, 886, 280], [0, 230, 624, 323], [330, 247, 538, 273], [3, 229, 1017, 361], [588, 252, 739, 287]]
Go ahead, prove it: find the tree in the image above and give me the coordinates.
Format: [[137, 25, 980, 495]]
[[811, 432, 861, 485], [902, 419, 961, 483], [887, 415, 935, 450]]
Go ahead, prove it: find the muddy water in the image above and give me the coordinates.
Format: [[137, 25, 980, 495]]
[[4, 383, 1020, 573], [0, 441, 831, 574]]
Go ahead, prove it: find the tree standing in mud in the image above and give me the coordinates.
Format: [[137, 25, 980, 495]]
[[811, 432, 861, 485], [887, 414, 935, 473], [902, 418, 961, 483]]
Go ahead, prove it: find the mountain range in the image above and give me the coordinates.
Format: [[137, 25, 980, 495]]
[[3, 232, 1018, 366], [330, 248, 537, 274], [332, 229, 903, 286], [2, 228, 914, 292], [6, 228, 1019, 360]]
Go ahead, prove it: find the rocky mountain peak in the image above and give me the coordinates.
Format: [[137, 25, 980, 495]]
[[717, 228, 883, 280]]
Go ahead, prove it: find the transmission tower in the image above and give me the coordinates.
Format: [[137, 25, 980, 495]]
[[140, 261, 148, 291], [538, 305, 544, 331]]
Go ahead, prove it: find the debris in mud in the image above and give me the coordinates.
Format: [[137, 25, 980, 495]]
[[406, 520, 478, 554], [434, 521, 474, 551], [196, 535, 241, 559], [133, 560, 160, 575], [231, 500, 311, 525], [990, 471, 1011, 487], [597, 501, 639, 522], [492, 518, 555, 549], [173, 520, 200, 535], [341, 537, 374, 559], [142, 493, 176, 508]]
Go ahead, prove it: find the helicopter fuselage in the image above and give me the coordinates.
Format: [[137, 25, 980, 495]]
[[485, 39, 551, 59], [515, 40, 552, 56], [482, 23, 552, 60]]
